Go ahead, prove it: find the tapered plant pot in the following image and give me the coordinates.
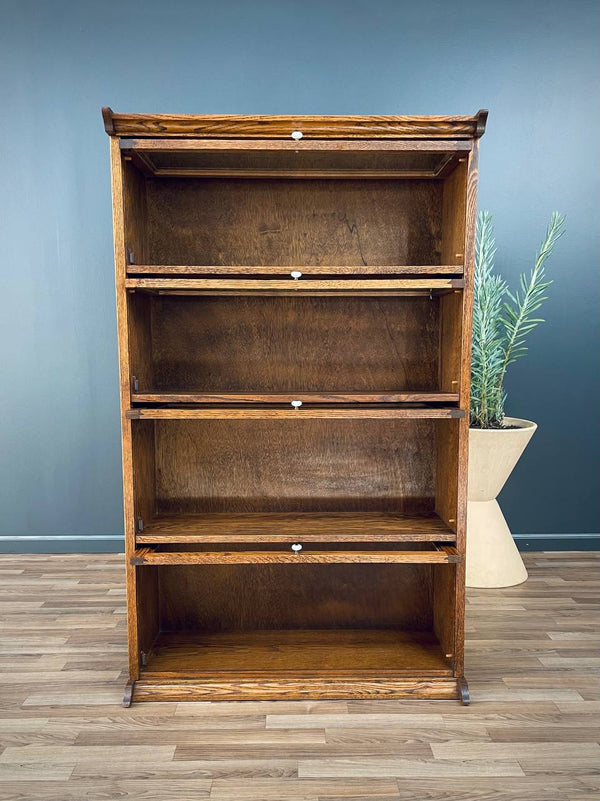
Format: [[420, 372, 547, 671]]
[[466, 417, 537, 588]]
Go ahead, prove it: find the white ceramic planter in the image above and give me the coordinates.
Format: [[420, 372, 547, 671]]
[[466, 417, 537, 588]]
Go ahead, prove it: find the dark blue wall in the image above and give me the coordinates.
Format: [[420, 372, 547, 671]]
[[0, 0, 598, 549]]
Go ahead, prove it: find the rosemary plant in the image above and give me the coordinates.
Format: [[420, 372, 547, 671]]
[[470, 210, 566, 428]]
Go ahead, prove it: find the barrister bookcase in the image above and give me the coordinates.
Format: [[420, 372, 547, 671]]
[[103, 109, 486, 705]]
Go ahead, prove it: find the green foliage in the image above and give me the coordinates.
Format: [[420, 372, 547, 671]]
[[470, 211, 565, 428], [471, 212, 507, 428]]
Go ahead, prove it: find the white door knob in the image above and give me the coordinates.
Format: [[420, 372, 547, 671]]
[[291, 131, 303, 140], [291, 400, 302, 409], [291, 543, 303, 553], [290, 270, 302, 280]]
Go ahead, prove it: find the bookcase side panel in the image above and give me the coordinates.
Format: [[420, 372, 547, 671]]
[[441, 160, 467, 267], [438, 291, 463, 395], [128, 292, 154, 394], [110, 136, 143, 679], [435, 419, 459, 534], [457, 140, 480, 552], [433, 564, 457, 670], [454, 141, 480, 677], [122, 158, 148, 266]]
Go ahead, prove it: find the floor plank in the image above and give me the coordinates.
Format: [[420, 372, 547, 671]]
[[0, 551, 597, 800]]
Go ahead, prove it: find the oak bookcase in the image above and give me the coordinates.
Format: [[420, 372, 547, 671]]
[[103, 109, 486, 705]]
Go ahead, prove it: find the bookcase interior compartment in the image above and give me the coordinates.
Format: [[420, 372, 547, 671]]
[[127, 292, 463, 399], [134, 560, 458, 681], [121, 155, 467, 269], [131, 417, 459, 539]]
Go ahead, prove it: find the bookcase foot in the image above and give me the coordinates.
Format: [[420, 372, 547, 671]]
[[123, 679, 136, 708], [457, 676, 470, 705]]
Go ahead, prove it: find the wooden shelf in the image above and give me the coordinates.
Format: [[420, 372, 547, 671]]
[[131, 391, 461, 405], [127, 265, 464, 276], [125, 278, 464, 295], [142, 629, 453, 677], [131, 543, 459, 565], [126, 406, 465, 420], [135, 512, 457, 545]]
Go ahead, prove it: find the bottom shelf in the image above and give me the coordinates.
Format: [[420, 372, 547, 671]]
[[143, 628, 453, 676], [130, 629, 465, 703]]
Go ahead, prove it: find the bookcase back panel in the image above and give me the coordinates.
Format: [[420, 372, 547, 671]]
[[154, 419, 435, 514], [157, 563, 434, 632], [144, 178, 443, 266], [147, 294, 439, 393]]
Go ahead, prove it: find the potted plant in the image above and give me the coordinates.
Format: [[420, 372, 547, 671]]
[[467, 211, 565, 588]]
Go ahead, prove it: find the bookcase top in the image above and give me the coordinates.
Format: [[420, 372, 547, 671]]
[[102, 108, 487, 140]]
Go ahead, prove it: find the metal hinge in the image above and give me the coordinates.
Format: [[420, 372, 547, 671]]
[[137, 518, 144, 532], [140, 651, 147, 667], [132, 376, 139, 392], [127, 249, 135, 265]]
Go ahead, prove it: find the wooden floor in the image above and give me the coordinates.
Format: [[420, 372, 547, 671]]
[[0, 552, 598, 801]]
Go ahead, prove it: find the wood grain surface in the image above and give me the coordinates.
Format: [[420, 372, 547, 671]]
[[143, 629, 452, 675], [139, 293, 442, 394], [127, 264, 464, 275], [103, 109, 488, 139], [109, 137, 142, 680], [134, 511, 457, 544], [121, 138, 475, 152], [126, 407, 464, 419], [130, 546, 460, 565], [131, 391, 461, 405], [143, 178, 445, 268], [0, 552, 598, 800], [154, 561, 435, 636], [125, 278, 462, 291], [150, 418, 437, 514]]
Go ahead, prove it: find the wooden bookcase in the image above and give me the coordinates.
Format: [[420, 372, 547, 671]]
[[103, 109, 486, 705]]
